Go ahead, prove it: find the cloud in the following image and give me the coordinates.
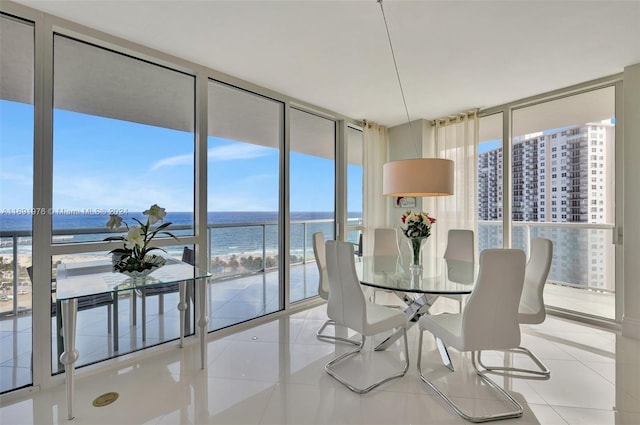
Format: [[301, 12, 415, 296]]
[[207, 143, 272, 161], [51, 174, 193, 212], [0, 170, 33, 186], [150, 153, 193, 170], [151, 143, 272, 170]]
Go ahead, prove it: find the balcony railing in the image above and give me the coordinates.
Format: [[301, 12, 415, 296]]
[[478, 220, 615, 294], [1, 217, 366, 317], [3, 219, 612, 317]]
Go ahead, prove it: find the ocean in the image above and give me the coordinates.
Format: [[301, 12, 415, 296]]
[[0, 211, 362, 257]]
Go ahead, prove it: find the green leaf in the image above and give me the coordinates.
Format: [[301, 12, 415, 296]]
[[154, 222, 172, 231]]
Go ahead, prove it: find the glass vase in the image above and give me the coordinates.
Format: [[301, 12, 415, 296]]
[[407, 237, 427, 271]]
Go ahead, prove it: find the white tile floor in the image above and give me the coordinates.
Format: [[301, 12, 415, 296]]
[[1, 293, 639, 425]]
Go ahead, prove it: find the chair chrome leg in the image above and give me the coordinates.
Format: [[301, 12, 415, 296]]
[[316, 319, 360, 345], [435, 337, 454, 372], [476, 346, 550, 378], [326, 329, 409, 394], [417, 338, 523, 423]]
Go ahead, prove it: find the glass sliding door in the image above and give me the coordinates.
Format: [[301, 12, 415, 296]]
[[511, 86, 616, 320], [52, 34, 196, 371], [477, 112, 504, 251], [0, 13, 35, 393], [289, 108, 336, 303], [207, 80, 283, 328]]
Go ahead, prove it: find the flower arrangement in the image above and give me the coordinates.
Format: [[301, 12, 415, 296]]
[[400, 211, 436, 270], [400, 211, 436, 239], [105, 204, 178, 275]]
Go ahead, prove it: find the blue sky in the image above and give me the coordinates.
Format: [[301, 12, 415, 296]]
[[0, 100, 360, 213], [478, 139, 501, 153]]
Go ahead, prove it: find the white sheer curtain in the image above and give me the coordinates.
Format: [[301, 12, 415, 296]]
[[433, 111, 479, 258], [363, 121, 388, 256]]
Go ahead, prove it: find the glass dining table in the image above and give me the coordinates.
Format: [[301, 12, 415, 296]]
[[356, 255, 477, 350], [55, 256, 211, 420]]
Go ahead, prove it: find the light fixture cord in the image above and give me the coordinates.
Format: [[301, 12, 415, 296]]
[[378, 0, 419, 157]]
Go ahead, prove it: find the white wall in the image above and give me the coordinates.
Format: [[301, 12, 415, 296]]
[[623, 63, 640, 339]]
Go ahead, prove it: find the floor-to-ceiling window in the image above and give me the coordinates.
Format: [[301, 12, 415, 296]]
[[207, 80, 283, 327], [510, 86, 617, 320], [478, 85, 618, 322], [0, 13, 34, 394], [289, 108, 336, 303], [51, 34, 196, 371]]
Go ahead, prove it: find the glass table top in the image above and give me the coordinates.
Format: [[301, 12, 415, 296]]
[[56, 256, 211, 300], [357, 255, 476, 295]]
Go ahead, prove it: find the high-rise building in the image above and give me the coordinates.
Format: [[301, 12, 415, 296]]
[[477, 121, 615, 291]]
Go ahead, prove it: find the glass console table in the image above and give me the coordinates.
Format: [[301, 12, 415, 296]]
[[56, 256, 211, 420]]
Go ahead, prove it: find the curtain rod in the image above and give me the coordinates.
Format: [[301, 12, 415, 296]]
[[431, 108, 480, 125]]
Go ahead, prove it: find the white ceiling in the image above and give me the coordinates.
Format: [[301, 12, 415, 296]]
[[11, 0, 640, 127]]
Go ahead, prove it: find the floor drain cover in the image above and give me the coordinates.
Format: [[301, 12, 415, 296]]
[[92, 392, 119, 407]]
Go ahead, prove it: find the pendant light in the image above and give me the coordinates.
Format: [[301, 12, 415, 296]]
[[377, 0, 454, 197]]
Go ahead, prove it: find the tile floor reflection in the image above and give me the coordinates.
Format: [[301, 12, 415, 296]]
[[1, 294, 639, 425]]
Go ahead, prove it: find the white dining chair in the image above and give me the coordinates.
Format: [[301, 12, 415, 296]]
[[417, 248, 526, 422], [442, 229, 475, 311], [313, 232, 359, 345], [371, 227, 401, 303], [324, 240, 409, 393], [477, 237, 553, 378], [443, 229, 475, 262], [373, 227, 401, 256]]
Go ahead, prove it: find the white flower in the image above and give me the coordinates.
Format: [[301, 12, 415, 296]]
[[124, 226, 144, 249], [400, 210, 435, 239], [144, 204, 166, 225], [106, 214, 123, 229]]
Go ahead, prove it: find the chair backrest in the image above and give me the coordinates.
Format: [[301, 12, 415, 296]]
[[519, 238, 553, 324], [182, 246, 195, 266], [443, 229, 474, 263], [325, 240, 366, 334], [356, 233, 363, 257], [312, 232, 329, 300], [461, 249, 526, 351], [373, 228, 401, 256]]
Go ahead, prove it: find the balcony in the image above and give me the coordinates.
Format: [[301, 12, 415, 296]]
[[0, 217, 363, 393], [478, 220, 615, 316]]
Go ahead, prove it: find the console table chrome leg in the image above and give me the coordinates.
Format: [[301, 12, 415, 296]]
[[197, 282, 209, 369], [178, 281, 187, 348], [141, 288, 146, 342], [113, 295, 119, 352], [60, 298, 79, 420]]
